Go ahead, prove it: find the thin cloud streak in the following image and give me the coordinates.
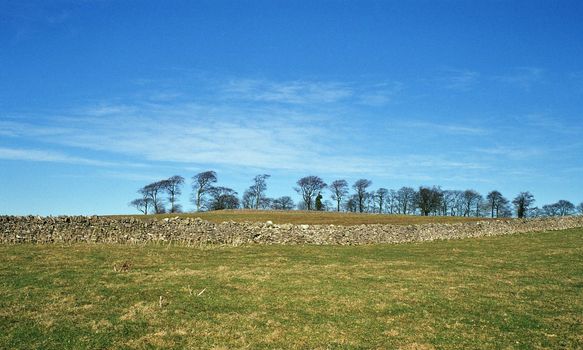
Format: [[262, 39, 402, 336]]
[[0, 147, 120, 167], [475, 146, 546, 160], [394, 121, 488, 135], [11, 75, 567, 184], [357, 82, 404, 106], [220, 78, 403, 107], [3, 100, 489, 179], [522, 114, 583, 135], [221, 79, 353, 104], [493, 67, 544, 90], [438, 68, 480, 91]]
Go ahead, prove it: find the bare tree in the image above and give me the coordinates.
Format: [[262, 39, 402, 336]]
[[296, 200, 308, 211], [441, 190, 456, 216], [462, 190, 481, 217], [345, 194, 359, 212], [192, 171, 217, 211], [513, 192, 535, 218], [129, 198, 150, 215], [486, 190, 509, 218], [529, 207, 544, 217], [365, 191, 376, 213], [474, 193, 484, 217], [487, 190, 501, 218], [353, 179, 372, 213], [417, 186, 443, 216], [375, 188, 389, 213], [241, 191, 271, 209], [542, 203, 560, 217], [295, 176, 327, 210], [242, 189, 255, 209], [272, 196, 295, 210], [385, 189, 397, 214], [208, 186, 239, 210], [131, 186, 154, 214], [578, 202, 583, 215], [556, 200, 575, 216], [329, 179, 349, 212], [142, 181, 166, 214], [247, 174, 270, 209], [445, 190, 465, 216], [323, 200, 334, 211], [396, 187, 416, 214], [498, 204, 513, 217], [259, 197, 273, 209], [163, 175, 185, 213]]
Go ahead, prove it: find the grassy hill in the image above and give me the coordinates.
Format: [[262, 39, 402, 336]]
[[1, 228, 582, 349], [112, 209, 498, 226]]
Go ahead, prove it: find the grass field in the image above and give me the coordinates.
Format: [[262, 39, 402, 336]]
[[1, 229, 582, 349], [112, 209, 497, 226]]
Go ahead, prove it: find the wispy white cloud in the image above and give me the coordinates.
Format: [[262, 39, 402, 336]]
[[1, 2, 76, 42], [221, 79, 353, 104], [493, 67, 544, 90], [0, 119, 70, 137], [3, 99, 490, 179], [96, 170, 170, 183], [521, 113, 582, 135], [0, 147, 119, 167], [395, 121, 487, 135], [357, 82, 404, 106], [4, 103, 336, 171], [560, 166, 583, 174], [219, 78, 404, 107], [6, 76, 531, 183], [475, 146, 546, 160], [437, 68, 480, 91]]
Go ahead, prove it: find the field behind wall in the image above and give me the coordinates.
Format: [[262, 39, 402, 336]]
[[111, 209, 498, 226]]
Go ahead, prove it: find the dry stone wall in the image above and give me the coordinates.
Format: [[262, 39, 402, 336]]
[[1, 215, 583, 245]]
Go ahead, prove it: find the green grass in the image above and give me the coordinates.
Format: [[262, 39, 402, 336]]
[[1, 229, 582, 349], [110, 209, 497, 226]]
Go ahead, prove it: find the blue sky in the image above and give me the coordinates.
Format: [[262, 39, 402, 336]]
[[1, 0, 582, 215]]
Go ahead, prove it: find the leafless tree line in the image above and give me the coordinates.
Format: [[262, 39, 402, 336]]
[[129, 171, 582, 218], [130, 175, 185, 214], [129, 172, 293, 214], [534, 200, 580, 218]]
